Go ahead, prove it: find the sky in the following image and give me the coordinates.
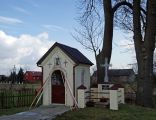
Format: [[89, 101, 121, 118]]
[[0, 0, 134, 75]]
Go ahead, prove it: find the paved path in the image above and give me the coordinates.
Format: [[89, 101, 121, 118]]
[[0, 105, 70, 120]]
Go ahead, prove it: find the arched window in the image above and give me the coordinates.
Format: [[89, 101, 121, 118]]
[[51, 70, 64, 85]]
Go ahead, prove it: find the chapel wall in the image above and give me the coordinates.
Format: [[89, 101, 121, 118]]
[[42, 65, 51, 105], [75, 65, 91, 99]]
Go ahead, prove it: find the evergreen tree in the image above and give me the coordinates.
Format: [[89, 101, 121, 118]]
[[10, 71, 16, 84], [17, 68, 24, 83]]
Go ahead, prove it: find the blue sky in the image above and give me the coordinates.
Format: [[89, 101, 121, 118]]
[[0, 0, 134, 75], [0, 0, 76, 39]]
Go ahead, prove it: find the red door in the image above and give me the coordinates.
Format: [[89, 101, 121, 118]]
[[52, 85, 65, 104]]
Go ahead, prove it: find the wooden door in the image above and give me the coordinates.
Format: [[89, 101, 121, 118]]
[[52, 85, 65, 104]]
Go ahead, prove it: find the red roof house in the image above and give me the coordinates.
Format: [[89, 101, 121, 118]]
[[24, 71, 42, 83]]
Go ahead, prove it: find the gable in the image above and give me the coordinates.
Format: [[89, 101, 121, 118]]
[[37, 42, 93, 66], [38, 46, 75, 67]]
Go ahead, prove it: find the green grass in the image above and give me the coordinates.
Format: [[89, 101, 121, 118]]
[[54, 104, 156, 120], [0, 107, 29, 116]]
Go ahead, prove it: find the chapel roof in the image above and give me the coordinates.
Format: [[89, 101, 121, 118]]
[[37, 42, 93, 66]]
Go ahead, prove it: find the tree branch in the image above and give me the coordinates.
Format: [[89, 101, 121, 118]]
[[113, 1, 146, 15]]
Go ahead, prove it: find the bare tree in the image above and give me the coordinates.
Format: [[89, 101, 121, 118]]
[[76, 0, 156, 107], [132, 0, 156, 107], [72, 14, 103, 65], [76, 0, 115, 83], [112, 0, 156, 107]]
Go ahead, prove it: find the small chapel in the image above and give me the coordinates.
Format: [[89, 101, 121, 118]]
[[37, 42, 93, 106], [37, 42, 125, 110]]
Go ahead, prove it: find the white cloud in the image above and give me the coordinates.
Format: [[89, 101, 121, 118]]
[[37, 32, 49, 40], [119, 39, 134, 51], [0, 30, 55, 75], [0, 16, 23, 25], [42, 24, 66, 32], [13, 7, 30, 15]]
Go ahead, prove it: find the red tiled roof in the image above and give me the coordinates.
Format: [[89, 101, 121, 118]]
[[25, 71, 42, 77]]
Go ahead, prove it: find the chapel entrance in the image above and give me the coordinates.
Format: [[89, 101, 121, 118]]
[[51, 70, 65, 104]]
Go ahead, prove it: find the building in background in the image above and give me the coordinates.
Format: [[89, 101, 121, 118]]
[[0, 75, 7, 82], [91, 69, 135, 85], [24, 71, 42, 84]]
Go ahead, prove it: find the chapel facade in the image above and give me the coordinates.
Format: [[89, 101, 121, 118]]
[[37, 42, 93, 106]]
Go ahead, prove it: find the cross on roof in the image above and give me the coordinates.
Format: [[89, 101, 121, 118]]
[[101, 58, 110, 83]]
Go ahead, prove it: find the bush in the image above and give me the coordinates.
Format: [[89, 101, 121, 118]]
[[86, 101, 95, 107], [100, 97, 108, 102]]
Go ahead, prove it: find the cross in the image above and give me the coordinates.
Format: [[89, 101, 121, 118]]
[[64, 60, 68, 67], [101, 58, 110, 83], [47, 62, 52, 68]]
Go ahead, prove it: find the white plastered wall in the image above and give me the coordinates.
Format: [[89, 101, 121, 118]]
[[40, 47, 75, 106], [75, 65, 91, 100]]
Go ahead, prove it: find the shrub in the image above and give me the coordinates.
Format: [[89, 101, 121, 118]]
[[86, 101, 95, 107], [100, 97, 108, 102]]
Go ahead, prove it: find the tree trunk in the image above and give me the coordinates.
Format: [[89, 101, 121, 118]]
[[97, 0, 113, 83], [134, 0, 156, 107], [143, 51, 154, 107], [142, 0, 156, 107]]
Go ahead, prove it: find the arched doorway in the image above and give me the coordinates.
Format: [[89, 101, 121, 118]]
[[51, 70, 65, 104]]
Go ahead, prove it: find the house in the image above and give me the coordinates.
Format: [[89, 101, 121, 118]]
[[24, 71, 42, 83], [37, 42, 93, 106], [91, 69, 135, 85], [109, 69, 135, 83], [0, 75, 7, 82]]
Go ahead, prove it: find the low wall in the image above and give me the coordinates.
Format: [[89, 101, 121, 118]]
[[90, 88, 98, 102], [90, 85, 125, 110]]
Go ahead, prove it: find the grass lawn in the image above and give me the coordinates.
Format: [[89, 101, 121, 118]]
[[0, 107, 29, 116], [54, 104, 156, 120]]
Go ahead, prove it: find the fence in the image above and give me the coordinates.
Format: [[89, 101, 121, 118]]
[[0, 89, 42, 109]]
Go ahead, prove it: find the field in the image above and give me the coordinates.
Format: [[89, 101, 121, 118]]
[[54, 104, 156, 120]]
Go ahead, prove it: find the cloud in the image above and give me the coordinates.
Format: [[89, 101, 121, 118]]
[[0, 30, 55, 75], [13, 7, 30, 15], [0, 16, 23, 25], [42, 24, 67, 32], [26, 1, 39, 8], [119, 39, 134, 51]]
